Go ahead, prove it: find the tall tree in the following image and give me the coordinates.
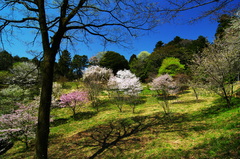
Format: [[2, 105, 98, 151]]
[[0, 50, 13, 71], [99, 51, 129, 74], [158, 57, 185, 76], [215, 14, 232, 39], [57, 50, 72, 79], [71, 54, 88, 78], [0, 0, 237, 158], [129, 54, 137, 65]]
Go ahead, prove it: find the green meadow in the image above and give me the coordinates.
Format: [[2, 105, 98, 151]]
[[2, 82, 240, 159]]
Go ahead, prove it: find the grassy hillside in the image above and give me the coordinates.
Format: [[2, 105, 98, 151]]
[[2, 83, 240, 159]]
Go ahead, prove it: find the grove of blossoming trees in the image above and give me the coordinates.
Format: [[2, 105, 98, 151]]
[[0, 102, 38, 149]]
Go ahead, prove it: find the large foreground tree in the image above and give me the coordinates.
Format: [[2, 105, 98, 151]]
[[0, 0, 238, 158]]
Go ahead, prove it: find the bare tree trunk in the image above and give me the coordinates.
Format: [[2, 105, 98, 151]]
[[192, 87, 199, 100], [35, 50, 55, 159], [221, 86, 232, 108]]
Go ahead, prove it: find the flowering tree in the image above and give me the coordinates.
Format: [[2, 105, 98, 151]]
[[150, 74, 178, 115], [83, 66, 113, 111], [0, 103, 38, 149], [59, 91, 88, 118], [191, 17, 240, 107], [8, 62, 39, 87], [108, 70, 142, 113]]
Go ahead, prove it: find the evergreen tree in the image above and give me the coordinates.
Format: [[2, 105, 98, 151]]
[[57, 50, 72, 79], [71, 55, 88, 78], [129, 54, 137, 65], [0, 50, 13, 71], [215, 14, 232, 39], [99, 51, 129, 74]]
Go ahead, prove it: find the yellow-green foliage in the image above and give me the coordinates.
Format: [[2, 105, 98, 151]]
[[158, 57, 185, 76]]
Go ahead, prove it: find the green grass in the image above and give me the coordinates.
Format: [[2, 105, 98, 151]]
[[2, 84, 240, 159]]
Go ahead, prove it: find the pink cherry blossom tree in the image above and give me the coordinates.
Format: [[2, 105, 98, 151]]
[[59, 91, 89, 118], [0, 102, 38, 149]]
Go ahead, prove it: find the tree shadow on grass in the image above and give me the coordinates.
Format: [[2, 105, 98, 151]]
[[187, 133, 240, 158], [104, 96, 147, 113], [189, 97, 240, 121], [178, 90, 191, 95], [50, 118, 69, 127], [96, 98, 115, 111], [50, 111, 98, 126], [72, 111, 98, 121], [65, 115, 162, 158], [172, 99, 206, 105], [48, 96, 239, 158]]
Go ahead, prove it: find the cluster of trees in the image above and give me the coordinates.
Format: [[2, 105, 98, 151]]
[[129, 35, 208, 82], [49, 34, 209, 83]]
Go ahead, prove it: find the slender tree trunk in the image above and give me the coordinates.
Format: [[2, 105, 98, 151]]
[[35, 50, 56, 159], [221, 86, 232, 108], [192, 87, 199, 100]]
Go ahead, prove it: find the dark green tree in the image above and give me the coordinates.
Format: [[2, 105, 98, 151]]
[[13, 56, 21, 63], [129, 57, 149, 82], [167, 36, 183, 46], [215, 14, 232, 39], [71, 55, 88, 78], [129, 54, 137, 65], [188, 36, 208, 53], [0, 50, 13, 71], [99, 51, 129, 74], [57, 50, 72, 79], [153, 41, 164, 51]]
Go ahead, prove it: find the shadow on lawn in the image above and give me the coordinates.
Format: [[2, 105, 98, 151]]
[[172, 99, 206, 105], [50, 118, 69, 127], [72, 111, 98, 121], [189, 97, 240, 121], [62, 115, 163, 159], [188, 133, 240, 158], [49, 97, 240, 159], [50, 111, 97, 127]]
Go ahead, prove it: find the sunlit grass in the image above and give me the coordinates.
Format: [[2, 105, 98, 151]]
[[2, 82, 240, 159]]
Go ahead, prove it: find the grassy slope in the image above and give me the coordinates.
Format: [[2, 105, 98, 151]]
[[2, 84, 240, 159]]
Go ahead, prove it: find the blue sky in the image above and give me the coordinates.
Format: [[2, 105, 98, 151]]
[[2, 18, 218, 61], [1, 2, 222, 61]]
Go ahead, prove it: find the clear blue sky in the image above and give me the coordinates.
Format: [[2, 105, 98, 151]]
[[1, 4, 221, 61], [2, 19, 218, 61]]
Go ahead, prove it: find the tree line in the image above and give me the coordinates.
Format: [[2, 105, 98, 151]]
[[0, 14, 232, 84]]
